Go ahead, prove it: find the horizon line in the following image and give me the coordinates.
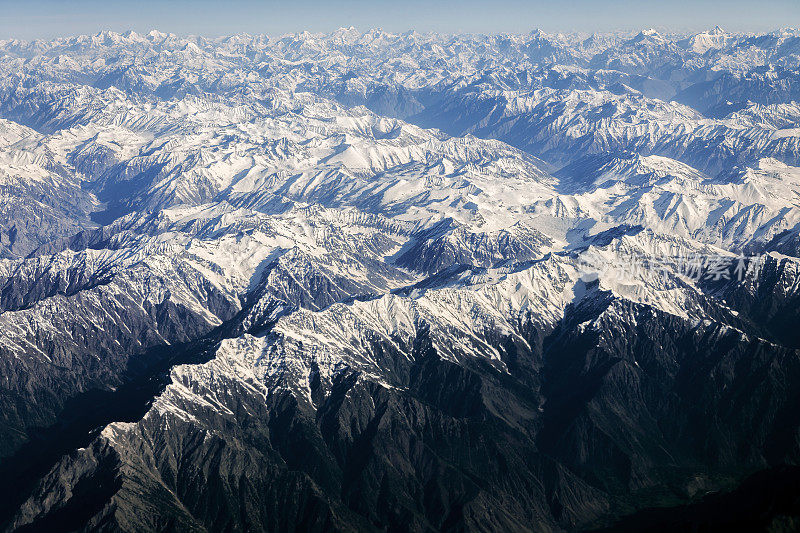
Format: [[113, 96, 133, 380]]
[[2, 25, 798, 43]]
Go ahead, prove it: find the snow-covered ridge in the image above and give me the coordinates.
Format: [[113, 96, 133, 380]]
[[1, 27, 800, 531]]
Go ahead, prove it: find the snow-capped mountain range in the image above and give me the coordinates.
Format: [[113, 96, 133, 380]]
[[0, 27, 799, 531]]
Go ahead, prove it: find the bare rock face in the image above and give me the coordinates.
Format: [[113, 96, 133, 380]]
[[1, 27, 800, 531]]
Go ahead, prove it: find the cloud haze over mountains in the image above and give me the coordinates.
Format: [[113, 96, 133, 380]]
[[1, 0, 798, 38]]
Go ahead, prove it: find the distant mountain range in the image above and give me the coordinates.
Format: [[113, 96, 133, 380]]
[[0, 27, 799, 531]]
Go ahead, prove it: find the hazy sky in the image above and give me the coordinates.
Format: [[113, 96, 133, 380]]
[[0, 0, 797, 40]]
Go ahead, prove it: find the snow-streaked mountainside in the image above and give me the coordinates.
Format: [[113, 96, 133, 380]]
[[0, 27, 800, 531]]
